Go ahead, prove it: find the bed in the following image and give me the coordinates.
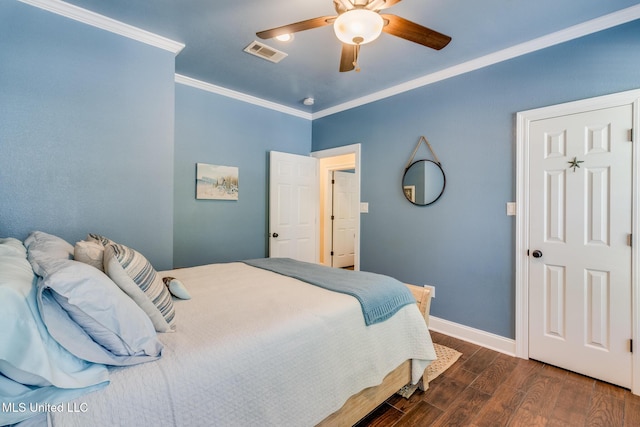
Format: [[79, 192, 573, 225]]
[[0, 232, 435, 427]]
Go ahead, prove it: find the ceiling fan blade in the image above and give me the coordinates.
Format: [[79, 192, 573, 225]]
[[381, 14, 451, 50], [335, 0, 355, 11], [370, 0, 402, 10], [257, 16, 336, 39], [339, 43, 357, 72]]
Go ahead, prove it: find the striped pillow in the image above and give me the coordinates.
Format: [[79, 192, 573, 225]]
[[86, 233, 113, 247], [104, 243, 176, 332]]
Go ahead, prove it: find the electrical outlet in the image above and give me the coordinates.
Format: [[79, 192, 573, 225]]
[[423, 284, 435, 299]]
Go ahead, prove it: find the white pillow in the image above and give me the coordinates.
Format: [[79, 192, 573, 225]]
[[104, 243, 176, 332], [24, 231, 73, 277], [0, 238, 26, 257], [0, 238, 108, 388], [74, 240, 104, 271], [1, 238, 109, 425], [37, 258, 163, 365]]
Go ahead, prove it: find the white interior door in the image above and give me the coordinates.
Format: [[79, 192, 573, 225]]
[[313, 144, 361, 271], [332, 170, 357, 268], [269, 151, 318, 263], [528, 104, 633, 388]]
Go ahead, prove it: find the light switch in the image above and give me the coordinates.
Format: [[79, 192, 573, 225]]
[[360, 202, 369, 213], [506, 202, 516, 216]]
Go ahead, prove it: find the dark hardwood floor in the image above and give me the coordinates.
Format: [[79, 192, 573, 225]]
[[355, 331, 640, 427]]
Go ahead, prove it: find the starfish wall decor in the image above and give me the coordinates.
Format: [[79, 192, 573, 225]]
[[568, 156, 583, 172]]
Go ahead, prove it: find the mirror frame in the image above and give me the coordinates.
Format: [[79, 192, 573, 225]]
[[402, 159, 446, 206]]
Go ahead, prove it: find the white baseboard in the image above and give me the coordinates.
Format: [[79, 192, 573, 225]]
[[429, 316, 517, 357]]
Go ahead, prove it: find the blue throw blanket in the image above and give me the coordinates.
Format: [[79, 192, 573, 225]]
[[243, 258, 415, 326]]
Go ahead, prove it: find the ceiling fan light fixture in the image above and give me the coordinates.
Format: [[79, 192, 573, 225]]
[[275, 33, 294, 42], [334, 9, 383, 45]]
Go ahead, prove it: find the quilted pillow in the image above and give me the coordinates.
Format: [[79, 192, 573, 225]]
[[104, 243, 176, 332], [74, 240, 105, 272]]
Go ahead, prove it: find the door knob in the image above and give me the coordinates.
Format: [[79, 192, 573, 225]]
[[272, 232, 279, 238], [532, 250, 542, 258]]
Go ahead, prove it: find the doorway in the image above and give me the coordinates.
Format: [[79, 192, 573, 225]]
[[312, 144, 361, 271], [515, 89, 640, 393], [327, 168, 357, 268]]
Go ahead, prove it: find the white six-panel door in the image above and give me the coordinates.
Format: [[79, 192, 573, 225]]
[[528, 105, 633, 387], [269, 151, 318, 263], [332, 170, 358, 268]]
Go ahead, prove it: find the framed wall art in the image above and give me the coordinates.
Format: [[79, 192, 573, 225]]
[[196, 163, 238, 200]]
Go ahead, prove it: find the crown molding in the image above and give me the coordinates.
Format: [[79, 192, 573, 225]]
[[175, 74, 313, 120], [19, 0, 185, 55], [312, 4, 640, 119], [22, 0, 638, 120]]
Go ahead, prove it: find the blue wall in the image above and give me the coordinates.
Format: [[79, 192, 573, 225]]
[[0, 2, 176, 270], [173, 85, 311, 267], [312, 20, 640, 338], [3, 0, 639, 339], [0, 2, 311, 271]]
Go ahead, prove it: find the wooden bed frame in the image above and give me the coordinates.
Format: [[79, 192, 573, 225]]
[[317, 284, 433, 426]]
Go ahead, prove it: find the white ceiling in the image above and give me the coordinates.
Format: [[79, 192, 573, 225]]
[[33, 0, 640, 116]]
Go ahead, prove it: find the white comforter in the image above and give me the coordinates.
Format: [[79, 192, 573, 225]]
[[49, 262, 436, 427]]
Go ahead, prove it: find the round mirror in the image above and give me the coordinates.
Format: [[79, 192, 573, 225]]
[[402, 160, 446, 206]]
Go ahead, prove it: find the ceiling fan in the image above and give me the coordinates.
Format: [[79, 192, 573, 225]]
[[256, 0, 451, 72]]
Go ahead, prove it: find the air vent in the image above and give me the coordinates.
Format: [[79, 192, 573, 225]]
[[244, 41, 288, 63]]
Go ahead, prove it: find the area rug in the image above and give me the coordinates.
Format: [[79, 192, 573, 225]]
[[396, 343, 462, 398]]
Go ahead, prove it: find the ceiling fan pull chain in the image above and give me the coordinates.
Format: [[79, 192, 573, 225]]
[[354, 44, 361, 72]]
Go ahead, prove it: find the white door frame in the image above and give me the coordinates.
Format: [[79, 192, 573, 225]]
[[330, 170, 358, 268], [323, 164, 356, 268], [312, 144, 361, 271], [515, 88, 640, 393]]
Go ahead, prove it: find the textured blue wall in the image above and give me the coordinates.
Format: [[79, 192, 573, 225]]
[[312, 20, 640, 338], [0, 2, 176, 270], [3, 0, 639, 338], [173, 85, 312, 267]]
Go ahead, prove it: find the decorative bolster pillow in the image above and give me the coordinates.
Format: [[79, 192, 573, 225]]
[[162, 277, 192, 300]]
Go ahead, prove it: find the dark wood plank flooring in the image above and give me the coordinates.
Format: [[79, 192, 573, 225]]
[[355, 331, 640, 427]]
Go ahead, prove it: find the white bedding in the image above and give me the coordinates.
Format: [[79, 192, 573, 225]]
[[49, 262, 436, 427]]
